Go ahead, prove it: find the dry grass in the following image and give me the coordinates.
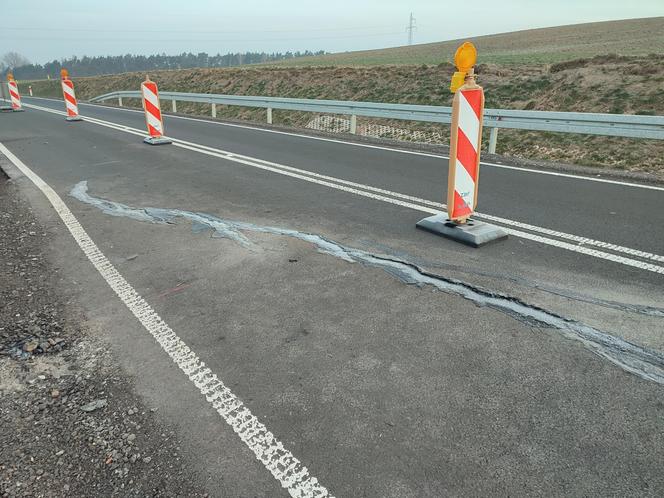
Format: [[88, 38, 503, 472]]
[[269, 17, 664, 66]]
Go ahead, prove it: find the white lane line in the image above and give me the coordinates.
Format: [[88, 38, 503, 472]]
[[0, 141, 333, 498], [20, 102, 664, 274], [173, 143, 664, 275], [24, 96, 664, 192]]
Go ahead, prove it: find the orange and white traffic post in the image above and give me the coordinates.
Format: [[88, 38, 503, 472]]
[[60, 69, 83, 121], [416, 42, 507, 247], [141, 76, 171, 145], [6, 73, 24, 112]]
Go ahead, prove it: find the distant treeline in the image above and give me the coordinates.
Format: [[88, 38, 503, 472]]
[[3, 51, 327, 80]]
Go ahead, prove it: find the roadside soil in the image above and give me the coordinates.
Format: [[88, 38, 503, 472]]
[[0, 173, 207, 497]]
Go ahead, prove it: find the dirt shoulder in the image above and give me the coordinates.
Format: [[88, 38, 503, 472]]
[[0, 174, 207, 497]]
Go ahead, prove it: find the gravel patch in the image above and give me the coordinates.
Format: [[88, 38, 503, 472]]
[[0, 174, 207, 497]]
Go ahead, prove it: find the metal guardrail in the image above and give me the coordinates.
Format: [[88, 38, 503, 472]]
[[89, 90, 664, 152]]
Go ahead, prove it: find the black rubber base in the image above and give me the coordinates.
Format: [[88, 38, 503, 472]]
[[143, 136, 173, 145], [65, 116, 83, 122], [416, 214, 508, 248]]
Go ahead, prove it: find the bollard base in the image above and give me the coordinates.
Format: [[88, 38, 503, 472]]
[[0, 106, 13, 112], [11, 108, 25, 112], [416, 214, 508, 248], [143, 136, 172, 145], [65, 116, 83, 122]]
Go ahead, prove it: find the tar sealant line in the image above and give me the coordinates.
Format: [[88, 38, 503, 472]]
[[70, 180, 664, 385], [21, 102, 664, 272], [0, 143, 333, 498]]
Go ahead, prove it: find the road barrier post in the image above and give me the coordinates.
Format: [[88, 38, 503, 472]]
[[172, 100, 177, 113], [118, 96, 123, 107], [417, 42, 507, 247], [488, 127, 498, 154], [6, 73, 24, 112], [267, 107, 273, 124], [60, 69, 83, 122], [28, 85, 33, 97], [350, 114, 357, 134], [211, 103, 217, 118], [140, 76, 172, 145]]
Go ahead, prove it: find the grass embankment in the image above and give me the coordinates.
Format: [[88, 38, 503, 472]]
[[269, 17, 664, 66], [26, 53, 664, 176]]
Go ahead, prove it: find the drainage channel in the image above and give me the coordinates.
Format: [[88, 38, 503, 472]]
[[71, 181, 664, 385]]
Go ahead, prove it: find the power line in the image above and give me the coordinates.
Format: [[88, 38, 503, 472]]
[[0, 31, 405, 44], [406, 12, 417, 45], [1, 25, 399, 35]]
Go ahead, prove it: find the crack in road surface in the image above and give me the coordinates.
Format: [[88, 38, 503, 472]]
[[71, 181, 664, 385]]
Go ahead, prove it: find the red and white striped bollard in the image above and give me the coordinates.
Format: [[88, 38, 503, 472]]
[[141, 76, 171, 145], [7, 74, 24, 112], [416, 42, 507, 247], [61, 69, 82, 121]]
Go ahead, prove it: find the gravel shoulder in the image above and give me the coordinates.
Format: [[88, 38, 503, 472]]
[[0, 173, 207, 497]]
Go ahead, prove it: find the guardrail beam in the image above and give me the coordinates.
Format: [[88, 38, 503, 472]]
[[89, 90, 664, 141]]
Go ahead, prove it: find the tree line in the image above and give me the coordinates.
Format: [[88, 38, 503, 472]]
[[1, 50, 327, 80]]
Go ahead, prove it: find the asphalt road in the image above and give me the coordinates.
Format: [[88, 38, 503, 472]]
[[1, 99, 663, 497]]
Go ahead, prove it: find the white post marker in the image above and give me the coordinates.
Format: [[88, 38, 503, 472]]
[[488, 127, 499, 154], [417, 42, 507, 247]]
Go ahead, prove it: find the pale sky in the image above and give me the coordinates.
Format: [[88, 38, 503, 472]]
[[3, 0, 663, 64]]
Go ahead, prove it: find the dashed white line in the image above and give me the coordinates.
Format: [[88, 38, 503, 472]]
[[19, 101, 664, 274], [25, 96, 664, 192], [0, 141, 333, 498]]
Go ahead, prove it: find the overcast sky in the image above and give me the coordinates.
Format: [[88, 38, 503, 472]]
[[3, 1, 663, 64]]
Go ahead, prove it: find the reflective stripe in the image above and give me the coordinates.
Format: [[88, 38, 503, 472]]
[[458, 91, 480, 152], [454, 158, 475, 211]]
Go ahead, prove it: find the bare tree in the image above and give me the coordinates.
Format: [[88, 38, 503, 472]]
[[2, 52, 30, 70]]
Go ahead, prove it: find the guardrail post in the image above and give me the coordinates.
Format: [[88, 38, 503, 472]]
[[488, 127, 498, 154], [172, 100, 177, 113], [350, 114, 357, 134], [118, 96, 123, 107], [267, 107, 273, 124], [211, 103, 217, 118]]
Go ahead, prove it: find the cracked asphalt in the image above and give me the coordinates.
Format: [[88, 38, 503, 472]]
[[1, 101, 663, 496]]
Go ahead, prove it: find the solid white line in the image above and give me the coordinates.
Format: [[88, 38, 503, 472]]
[[20, 101, 664, 273], [0, 141, 333, 498], [24, 96, 664, 192], [172, 144, 664, 274]]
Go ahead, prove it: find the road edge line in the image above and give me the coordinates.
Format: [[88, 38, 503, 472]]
[[0, 141, 333, 498]]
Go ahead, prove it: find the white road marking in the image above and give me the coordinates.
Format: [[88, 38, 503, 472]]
[[25, 96, 664, 192], [0, 141, 333, 498], [20, 102, 664, 274]]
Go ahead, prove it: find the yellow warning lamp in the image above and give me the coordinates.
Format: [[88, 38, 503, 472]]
[[450, 41, 477, 93], [7, 72, 14, 82], [61, 68, 69, 80]]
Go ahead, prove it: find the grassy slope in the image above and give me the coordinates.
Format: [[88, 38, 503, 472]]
[[270, 17, 664, 66]]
